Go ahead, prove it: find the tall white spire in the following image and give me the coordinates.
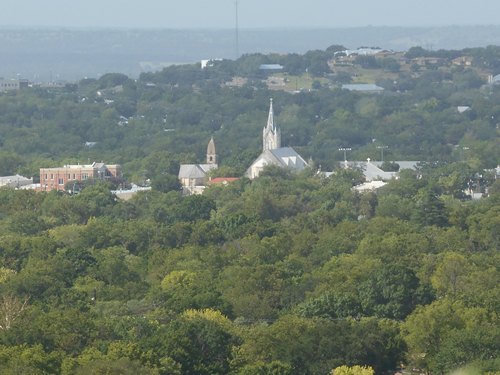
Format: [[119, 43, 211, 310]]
[[263, 98, 281, 151], [267, 98, 275, 130]]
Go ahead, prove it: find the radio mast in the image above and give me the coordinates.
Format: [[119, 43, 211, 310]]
[[235, 0, 240, 59]]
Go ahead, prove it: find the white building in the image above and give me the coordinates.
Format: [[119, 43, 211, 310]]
[[246, 99, 308, 179], [0, 174, 33, 188]]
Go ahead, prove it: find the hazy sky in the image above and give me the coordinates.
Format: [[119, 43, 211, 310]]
[[1, 0, 498, 29]]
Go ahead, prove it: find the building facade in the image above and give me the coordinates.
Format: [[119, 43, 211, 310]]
[[0, 79, 29, 91], [39, 162, 121, 192]]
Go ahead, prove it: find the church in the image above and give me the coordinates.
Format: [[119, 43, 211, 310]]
[[246, 99, 308, 179], [178, 137, 218, 195], [178, 100, 307, 194]]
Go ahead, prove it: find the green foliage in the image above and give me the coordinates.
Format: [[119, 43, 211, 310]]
[[412, 188, 449, 227], [237, 361, 293, 375], [0, 344, 62, 374], [151, 173, 181, 193], [0, 44, 498, 375], [157, 311, 239, 375], [358, 264, 421, 319], [296, 292, 362, 319], [403, 298, 499, 374]]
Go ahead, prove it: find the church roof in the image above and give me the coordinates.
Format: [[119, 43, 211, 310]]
[[178, 164, 206, 179], [246, 147, 308, 178], [269, 147, 308, 168], [178, 163, 217, 179], [199, 164, 218, 173]]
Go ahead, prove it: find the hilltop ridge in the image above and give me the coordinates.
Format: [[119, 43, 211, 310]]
[[2, 25, 500, 81]]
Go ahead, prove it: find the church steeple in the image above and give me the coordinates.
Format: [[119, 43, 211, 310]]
[[206, 137, 217, 164], [263, 98, 281, 151]]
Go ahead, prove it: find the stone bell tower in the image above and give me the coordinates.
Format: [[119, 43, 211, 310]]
[[206, 137, 217, 164]]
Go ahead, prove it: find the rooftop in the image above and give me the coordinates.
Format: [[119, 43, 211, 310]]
[[342, 84, 384, 92]]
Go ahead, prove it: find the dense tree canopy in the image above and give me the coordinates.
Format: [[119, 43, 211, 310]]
[[0, 45, 498, 374]]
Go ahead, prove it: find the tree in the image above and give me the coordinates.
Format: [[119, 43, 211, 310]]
[[375, 194, 415, 220], [412, 188, 449, 227], [296, 292, 362, 320], [355, 56, 379, 69], [0, 151, 24, 176], [151, 173, 181, 193], [358, 264, 421, 319], [73, 358, 159, 375], [0, 344, 62, 374], [0, 294, 29, 330], [157, 310, 238, 375], [380, 58, 400, 72], [402, 298, 498, 373], [74, 182, 117, 219], [431, 252, 470, 297], [158, 270, 223, 312], [237, 361, 293, 375], [405, 46, 428, 58], [173, 195, 216, 222], [97, 73, 130, 89], [6, 211, 48, 235], [235, 315, 402, 374]]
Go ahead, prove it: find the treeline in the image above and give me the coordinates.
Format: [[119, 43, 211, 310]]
[[405, 45, 500, 70], [0, 45, 499, 184], [0, 164, 498, 374]]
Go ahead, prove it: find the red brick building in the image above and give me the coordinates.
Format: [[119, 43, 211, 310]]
[[39, 162, 121, 192]]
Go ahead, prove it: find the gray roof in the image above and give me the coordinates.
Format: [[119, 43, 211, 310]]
[[339, 161, 392, 181], [342, 84, 384, 92], [199, 164, 218, 173], [370, 161, 420, 170], [178, 163, 217, 179], [0, 174, 33, 187], [178, 164, 206, 179], [354, 180, 387, 192], [268, 147, 308, 169], [342, 161, 419, 181], [246, 147, 308, 178], [259, 64, 284, 70]]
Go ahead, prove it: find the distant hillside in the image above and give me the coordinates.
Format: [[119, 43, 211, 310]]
[[1, 26, 500, 81]]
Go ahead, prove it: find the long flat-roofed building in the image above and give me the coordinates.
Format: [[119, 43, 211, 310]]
[[0, 174, 33, 188], [39, 162, 121, 192]]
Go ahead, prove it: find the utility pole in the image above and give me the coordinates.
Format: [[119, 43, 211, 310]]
[[339, 147, 351, 168], [377, 145, 388, 162], [235, 0, 240, 59]]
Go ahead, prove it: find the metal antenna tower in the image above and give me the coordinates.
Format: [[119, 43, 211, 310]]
[[235, 0, 240, 59]]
